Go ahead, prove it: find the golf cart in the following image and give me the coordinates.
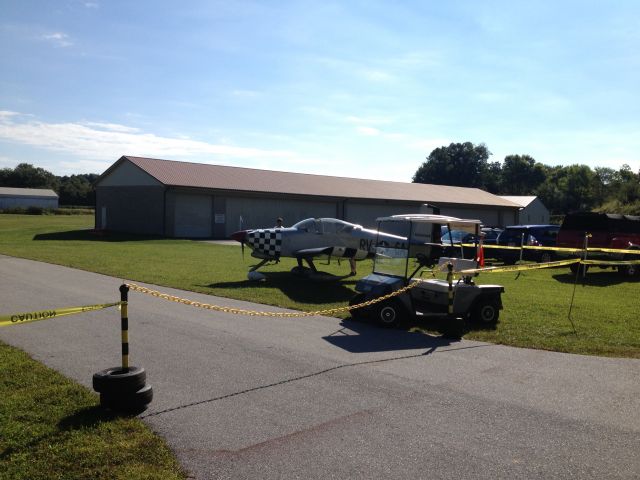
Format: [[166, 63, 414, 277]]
[[349, 214, 505, 337]]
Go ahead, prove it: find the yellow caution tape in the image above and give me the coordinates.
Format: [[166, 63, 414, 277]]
[[0, 302, 122, 327], [588, 247, 640, 255], [581, 259, 640, 266], [460, 258, 580, 275], [459, 243, 640, 255]]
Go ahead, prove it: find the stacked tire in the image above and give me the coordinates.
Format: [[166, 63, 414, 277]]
[[93, 366, 153, 413]]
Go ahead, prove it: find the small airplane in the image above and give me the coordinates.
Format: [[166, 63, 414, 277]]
[[230, 217, 408, 280]]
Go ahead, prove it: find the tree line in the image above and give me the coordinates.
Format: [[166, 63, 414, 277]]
[[2, 150, 639, 215], [413, 142, 640, 215], [0, 163, 98, 206]]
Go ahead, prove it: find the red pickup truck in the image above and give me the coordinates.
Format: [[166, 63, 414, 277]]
[[556, 212, 640, 277]]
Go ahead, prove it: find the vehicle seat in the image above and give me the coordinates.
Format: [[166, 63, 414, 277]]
[[437, 257, 478, 273]]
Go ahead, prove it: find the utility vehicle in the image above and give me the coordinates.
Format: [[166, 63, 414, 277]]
[[350, 214, 505, 337]]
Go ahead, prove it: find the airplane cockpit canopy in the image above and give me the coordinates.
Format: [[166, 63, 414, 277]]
[[292, 218, 359, 234]]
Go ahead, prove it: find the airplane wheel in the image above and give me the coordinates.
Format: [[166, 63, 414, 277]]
[[374, 299, 407, 328], [93, 366, 146, 394]]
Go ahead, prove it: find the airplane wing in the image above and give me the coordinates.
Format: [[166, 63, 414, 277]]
[[294, 246, 358, 258], [294, 247, 335, 257]]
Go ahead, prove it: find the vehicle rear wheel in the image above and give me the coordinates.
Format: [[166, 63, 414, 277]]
[[471, 299, 500, 325], [618, 263, 639, 278], [374, 299, 408, 328]]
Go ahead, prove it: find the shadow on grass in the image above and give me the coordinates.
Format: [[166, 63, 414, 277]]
[[57, 405, 128, 431], [202, 271, 358, 304], [324, 318, 457, 353], [552, 270, 640, 287], [33, 230, 166, 242]]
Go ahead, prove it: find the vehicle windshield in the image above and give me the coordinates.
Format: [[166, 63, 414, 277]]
[[373, 220, 411, 277], [373, 246, 409, 277]]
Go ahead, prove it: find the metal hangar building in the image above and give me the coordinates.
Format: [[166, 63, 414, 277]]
[[0, 187, 59, 210], [95, 156, 521, 238]]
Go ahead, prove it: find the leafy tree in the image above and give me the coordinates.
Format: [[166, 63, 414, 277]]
[[0, 164, 98, 206], [501, 155, 546, 195], [58, 175, 95, 205], [413, 142, 492, 188], [0, 163, 59, 190]]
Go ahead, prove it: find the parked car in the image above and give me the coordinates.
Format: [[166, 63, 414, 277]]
[[481, 227, 503, 245], [440, 227, 478, 258], [556, 212, 640, 277], [495, 224, 560, 264]]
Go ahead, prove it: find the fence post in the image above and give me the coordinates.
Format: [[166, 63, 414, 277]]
[[119, 284, 129, 372], [447, 262, 454, 317]]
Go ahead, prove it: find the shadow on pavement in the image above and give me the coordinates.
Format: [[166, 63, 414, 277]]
[[202, 272, 357, 304], [323, 318, 455, 353]]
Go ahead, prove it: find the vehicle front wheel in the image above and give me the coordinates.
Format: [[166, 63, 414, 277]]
[[374, 299, 409, 328], [349, 293, 369, 321], [570, 262, 589, 276], [471, 299, 500, 325]]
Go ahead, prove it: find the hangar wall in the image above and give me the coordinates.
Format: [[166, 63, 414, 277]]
[[0, 196, 58, 209], [225, 196, 337, 235], [96, 186, 165, 235], [343, 201, 422, 228]]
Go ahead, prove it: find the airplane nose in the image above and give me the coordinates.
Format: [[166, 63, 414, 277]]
[[230, 230, 247, 243]]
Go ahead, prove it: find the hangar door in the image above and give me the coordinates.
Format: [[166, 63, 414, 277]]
[[174, 193, 212, 238]]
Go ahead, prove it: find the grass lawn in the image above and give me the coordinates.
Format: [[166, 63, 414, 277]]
[[0, 214, 638, 359], [0, 342, 186, 480]]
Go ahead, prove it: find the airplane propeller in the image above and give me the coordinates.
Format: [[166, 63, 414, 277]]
[[230, 230, 247, 259]]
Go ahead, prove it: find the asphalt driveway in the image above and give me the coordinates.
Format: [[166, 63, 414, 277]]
[[1, 255, 639, 479]]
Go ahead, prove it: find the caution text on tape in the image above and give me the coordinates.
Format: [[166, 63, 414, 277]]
[[0, 302, 122, 327]]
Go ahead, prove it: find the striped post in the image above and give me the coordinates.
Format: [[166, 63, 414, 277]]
[[119, 284, 129, 372], [582, 233, 591, 278], [447, 262, 454, 317]]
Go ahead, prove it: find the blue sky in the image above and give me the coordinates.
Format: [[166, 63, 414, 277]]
[[1, 0, 638, 181]]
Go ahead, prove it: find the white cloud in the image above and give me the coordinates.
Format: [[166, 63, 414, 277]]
[[42, 32, 73, 47], [0, 113, 297, 165], [356, 126, 380, 136]]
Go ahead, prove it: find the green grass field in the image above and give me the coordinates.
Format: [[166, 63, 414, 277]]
[[0, 214, 638, 478], [0, 214, 638, 358]]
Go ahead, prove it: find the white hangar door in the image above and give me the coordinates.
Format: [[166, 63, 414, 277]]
[[174, 193, 212, 237]]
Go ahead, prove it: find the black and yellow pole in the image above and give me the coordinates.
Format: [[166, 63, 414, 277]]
[[119, 284, 129, 372], [447, 262, 454, 317]]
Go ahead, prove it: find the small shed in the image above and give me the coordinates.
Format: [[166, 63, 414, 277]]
[[499, 196, 550, 225], [0, 187, 59, 210]]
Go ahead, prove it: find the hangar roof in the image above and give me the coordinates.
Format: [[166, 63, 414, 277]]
[[498, 196, 540, 208], [102, 156, 520, 209], [0, 187, 58, 198]]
